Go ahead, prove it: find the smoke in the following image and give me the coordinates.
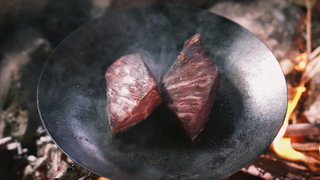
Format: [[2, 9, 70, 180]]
[[132, 48, 170, 83], [109, 6, 203, 83]]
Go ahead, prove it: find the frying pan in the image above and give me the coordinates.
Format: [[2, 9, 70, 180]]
[[37, 5, 287, 180]]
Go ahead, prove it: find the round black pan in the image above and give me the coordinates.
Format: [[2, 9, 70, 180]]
[[37, 5, 287, 180]]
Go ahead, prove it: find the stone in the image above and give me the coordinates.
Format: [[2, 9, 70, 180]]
[[210, 0, 304, 61]]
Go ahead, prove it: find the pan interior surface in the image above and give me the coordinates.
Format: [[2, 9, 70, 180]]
[[37, 6, 287, 180]]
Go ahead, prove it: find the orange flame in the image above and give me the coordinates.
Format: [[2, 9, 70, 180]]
[[295, 53, 307, 71], [272, 53, 307, 161], [97, 178, 109, 180], [272, 53, 320, 168], [271, 86, 306, 161]]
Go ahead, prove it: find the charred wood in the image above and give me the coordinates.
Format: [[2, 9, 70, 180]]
[[53, 163, 102, 180], [291, 142, 320, 151], [284, 123, 320, 137]]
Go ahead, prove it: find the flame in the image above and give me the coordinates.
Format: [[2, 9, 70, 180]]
[[272, 53, 308, 161], [295, 53, 307, 71], [272, 53, 320, 168], [271, 86, 306, 161], [97, 178, 109, 180]]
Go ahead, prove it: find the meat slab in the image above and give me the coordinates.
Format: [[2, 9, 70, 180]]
[[162, 34, 220, 141], [105, 53, 162, 134]]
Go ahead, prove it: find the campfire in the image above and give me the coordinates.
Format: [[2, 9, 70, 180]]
[[1, 0, 320, 179]]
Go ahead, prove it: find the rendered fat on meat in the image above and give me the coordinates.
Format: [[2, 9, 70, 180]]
[[105, 53, 162, 134], [162, 34, 220, 141]]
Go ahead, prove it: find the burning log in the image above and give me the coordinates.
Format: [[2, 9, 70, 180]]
[[291, 142, 320, 151], [284, 123, 320, 137], [244, 152, 319, 179]]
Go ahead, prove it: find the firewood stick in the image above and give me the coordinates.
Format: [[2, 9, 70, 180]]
[[256, 153, 310, 175], [0, 137, 12, 146], [291, 142, 320, 151], [310, 177, 320, 180], [307, 54, 320, 68], [306, 0, 312, 61], [53, 163, 102, 180], [284, 161, 309, 171], [284, 123, 320, 137], [304, 56, 320, 82], [302, 54, 320, 82], [310, 45, 320, 61]]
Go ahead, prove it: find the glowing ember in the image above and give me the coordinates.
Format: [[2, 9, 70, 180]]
[[295, 53, 307, 71], [97, 177, 109, 180]]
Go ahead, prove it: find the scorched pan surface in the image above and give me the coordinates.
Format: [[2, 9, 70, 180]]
[[37, 5, 287, 180]]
